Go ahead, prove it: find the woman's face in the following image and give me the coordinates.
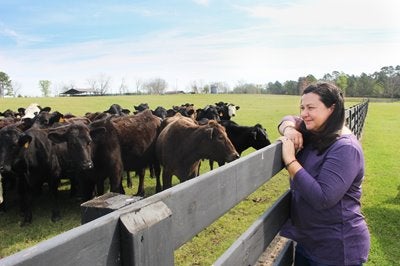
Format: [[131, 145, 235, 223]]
[[300, 92, 334, 132]]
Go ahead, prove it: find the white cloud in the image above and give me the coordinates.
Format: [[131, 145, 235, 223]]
[[193, 0, 210, 7], [2, 0, 400, 96], [236, 0, 400, 30]]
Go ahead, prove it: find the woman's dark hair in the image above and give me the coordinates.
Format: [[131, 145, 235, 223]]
[[300, 82, 345, 154]]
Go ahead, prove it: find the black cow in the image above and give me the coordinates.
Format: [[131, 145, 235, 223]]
[[195, 105, 220, 123], [133, 103, 150, 114], [0, 125, 22, 211], [209, 120, 271, 169], [152, 106, 168, 120], [84, 116, 124, 200], [215, 102, 240, 120], [104, 104, 130, 116], [12, 122, 95, 225], [166, 104, 196, 119], [0, 109, 18, 118]]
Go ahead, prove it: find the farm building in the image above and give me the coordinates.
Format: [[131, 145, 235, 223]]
[[61, 88, 96, 96]]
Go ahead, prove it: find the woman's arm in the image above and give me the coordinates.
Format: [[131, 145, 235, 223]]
[[278, 116, 304, 152], [291, 142, 363, 210]]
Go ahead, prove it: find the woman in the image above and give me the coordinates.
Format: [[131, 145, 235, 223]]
[[278, 82, 370, 265]]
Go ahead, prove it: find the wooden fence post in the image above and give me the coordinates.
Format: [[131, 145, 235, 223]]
[[119, 201, 173, 266], [80, 192, 143, 224]]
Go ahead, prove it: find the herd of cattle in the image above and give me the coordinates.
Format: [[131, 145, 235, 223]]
[[0, 101, 271, 226]]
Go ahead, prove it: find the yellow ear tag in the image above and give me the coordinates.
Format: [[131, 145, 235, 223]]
[[24, 142, 29, 149], [59, 118, 65, 123]]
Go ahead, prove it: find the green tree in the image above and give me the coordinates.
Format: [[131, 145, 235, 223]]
[[297, 75, 316, 94], [379, 66, 400, 98], [39, 80, 51, 97], [283, 80, 298, 95], [267, 81, 283, 94], [335, 73, 348, 96], [357, 73, 374, 96], [0, 71, 12, 97], [233, 82, 261, 94]]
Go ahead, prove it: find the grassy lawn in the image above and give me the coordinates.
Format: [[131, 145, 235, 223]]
[[0, 95, 398, 265], [361, 101, 400, 266]]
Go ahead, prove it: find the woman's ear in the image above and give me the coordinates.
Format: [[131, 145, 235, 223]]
[[329, 104, 336, 113]]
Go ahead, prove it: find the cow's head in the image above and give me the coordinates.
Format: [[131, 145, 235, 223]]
[[203, 120, 239, 163], [48, 123, 94, 170], [0, 126, 23, 174], [251, 124, 271, 149]]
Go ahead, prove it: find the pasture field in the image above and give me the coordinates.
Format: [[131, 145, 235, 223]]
[[0, 94, 399, 265]]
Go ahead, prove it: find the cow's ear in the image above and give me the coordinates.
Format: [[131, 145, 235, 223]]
[[236, 106, 240, 110], [48, 132, 67, 144], [90, 127, 106, 142], [18, 135, 32, 148]]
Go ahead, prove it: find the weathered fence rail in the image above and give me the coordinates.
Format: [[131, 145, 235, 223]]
[[0, 99, 369, 266]]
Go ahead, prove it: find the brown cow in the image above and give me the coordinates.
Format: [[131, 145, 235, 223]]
[[111, 110, 162, 196], [156, 115, 239, 190]]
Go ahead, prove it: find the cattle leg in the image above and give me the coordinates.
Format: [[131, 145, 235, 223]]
[[69, 176, 79, 197], [126, 171, 132, 188], [49, 178, 61, 222], [162, 169, 173, 191], [136, 168, 145, 197], [154, 163, 162, 193], [109, 168, 124, 195], [17, 175, 33, 226], [209, 160, 214, 170]]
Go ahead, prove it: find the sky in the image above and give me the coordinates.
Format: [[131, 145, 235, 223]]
[[1, 0, 400, 96]]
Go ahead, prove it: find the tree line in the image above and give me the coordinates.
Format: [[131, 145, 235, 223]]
[[0, 65, 399, 98], [232, 66, 400, 98]]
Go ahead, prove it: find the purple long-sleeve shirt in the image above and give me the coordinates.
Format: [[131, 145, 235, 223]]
[[279, 117, 370, 265]]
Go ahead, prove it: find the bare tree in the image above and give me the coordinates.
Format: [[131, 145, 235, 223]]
[[119, 78, 128, 94], [135, 78, 142, 94], [97, 74, 111, 95], [11, 81, 22, 97], [189, 79, 205, 94], [87, 78, 98, 92], [88, 73, 111, 95], [143, 78, 167, 94]]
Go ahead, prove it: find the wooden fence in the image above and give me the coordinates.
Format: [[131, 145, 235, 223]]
[[0, 100, 369, 266]]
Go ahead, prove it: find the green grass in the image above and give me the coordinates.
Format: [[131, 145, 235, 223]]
[[361, 102, 400, 266], [0, 95, 398, 265]]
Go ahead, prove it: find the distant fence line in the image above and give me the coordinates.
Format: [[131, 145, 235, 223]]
[[0, 100, 369, 266], [345, 99, 369, 139]]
